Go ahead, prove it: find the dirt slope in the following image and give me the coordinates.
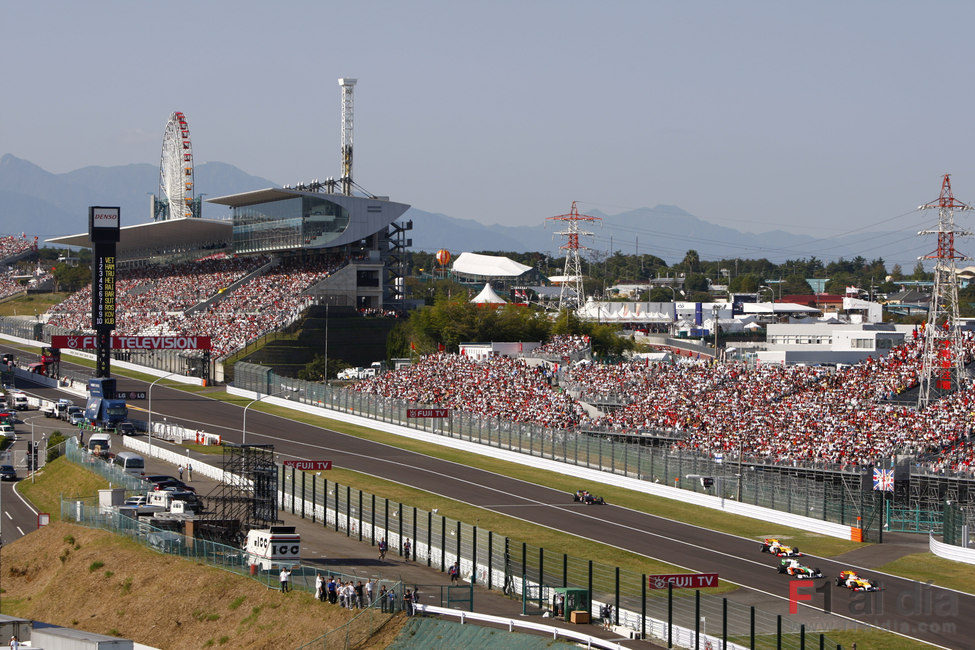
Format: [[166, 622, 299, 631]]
[[0, 522, 404, 649]]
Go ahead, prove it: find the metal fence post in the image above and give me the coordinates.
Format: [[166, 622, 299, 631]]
[[695, 590, 700, 650], [345, 485, 351, 536], [800, 624, 805, 650], [539, 547, 544, 588], [521, 542, 527, 591], [487, 531, 493, 590], [441, 515, 446, 572], [456, 520, 461, 563], [371, 494, 376, 546], [358, 490, 363, 541], [615, 565, 620, 625], [311, 474, 316, 523], [334, 482, 339, 531], [722, 597, 727, 650], [641, 574, 647, 640], [588, 560, 593, 608], [427, 510, 432, 567], [668, 582, 673, 648], [300, 471, 306, 519], [776, 614, 782, 650], [563, 553, 568, 588], [472, 526, 477, 584], [412, 506, 417, 561]]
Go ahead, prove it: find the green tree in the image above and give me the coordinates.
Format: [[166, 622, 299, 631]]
[[297, 354, 350, 381], [729, 273, 760, 293]]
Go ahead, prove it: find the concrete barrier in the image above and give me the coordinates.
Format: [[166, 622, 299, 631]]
[[228, 386, 855, 540], [929, 534, 975, 565]]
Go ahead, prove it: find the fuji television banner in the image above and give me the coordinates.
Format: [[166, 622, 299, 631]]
[[51, 335, 212, 351]]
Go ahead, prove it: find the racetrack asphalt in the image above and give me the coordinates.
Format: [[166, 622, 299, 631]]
[[4, 342, 971, 648]]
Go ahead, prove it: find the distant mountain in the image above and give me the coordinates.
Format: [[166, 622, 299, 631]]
[[404, 204, 884, 265], [0, 154, 276, 239], [0, 154, 908, 265]]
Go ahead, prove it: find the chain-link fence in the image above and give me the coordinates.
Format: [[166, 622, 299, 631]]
[[278, 467, 850, 649], [60, 496, 404, 650]]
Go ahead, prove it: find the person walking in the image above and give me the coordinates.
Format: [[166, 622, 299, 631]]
[[186, 462, 193, 481], [378, 538, 388, 561], [402, 538, 412, 561], [178, 465, 184, 481], [279, 567, 292, 593], [10, 635, 20, 650]]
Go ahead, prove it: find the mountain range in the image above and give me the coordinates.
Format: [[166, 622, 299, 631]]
[[0, 154, 907, 265]]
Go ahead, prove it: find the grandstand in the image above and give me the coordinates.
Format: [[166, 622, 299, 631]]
[[41, 186, 411, 375], [351, 333, 975, 474]]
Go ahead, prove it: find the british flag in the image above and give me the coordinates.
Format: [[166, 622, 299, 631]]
[[872, 468, 894, 492]]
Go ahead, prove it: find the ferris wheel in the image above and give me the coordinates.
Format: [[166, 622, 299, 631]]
[[159, 111, 194, 219]]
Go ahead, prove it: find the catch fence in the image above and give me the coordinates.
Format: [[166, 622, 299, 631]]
[[279, 467, 851, 649], [236, 363, 880, 537]]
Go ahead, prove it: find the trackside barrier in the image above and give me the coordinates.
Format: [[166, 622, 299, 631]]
[[228, 386, 854, 541], [278, 468, 848, 649], [414, 604, 641, 650], [0, 331, 205, 386], [121, 436, 225, 483], [930, 534, 975, 565]]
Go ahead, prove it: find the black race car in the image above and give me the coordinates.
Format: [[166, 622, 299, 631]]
[[572, 490, 605, 505]]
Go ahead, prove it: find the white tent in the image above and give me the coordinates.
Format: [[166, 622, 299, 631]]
[[453, 252, 533, 278], [471, 283, 507, 304]]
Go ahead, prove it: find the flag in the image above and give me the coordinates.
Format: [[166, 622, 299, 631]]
[[438, 343, 445, 352], [410, 341, 417, 352], [872, 468, 894, 492]]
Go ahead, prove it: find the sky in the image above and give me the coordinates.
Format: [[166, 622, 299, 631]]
[[6, 1, 975, 262]]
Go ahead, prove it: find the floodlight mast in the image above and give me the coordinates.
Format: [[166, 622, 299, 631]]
[[917, 173, 973, 410], [339, 78, 357, 195]]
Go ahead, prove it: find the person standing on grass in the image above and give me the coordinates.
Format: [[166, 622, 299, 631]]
[[279, 567, 292, 593], [315, 573, 324, 601]]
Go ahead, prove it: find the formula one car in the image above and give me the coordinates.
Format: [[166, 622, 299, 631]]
[[777, 558, 824, 579], [835, 570, 880, 592], [759, 538, 802, 557], [572, 490, 606, 505]]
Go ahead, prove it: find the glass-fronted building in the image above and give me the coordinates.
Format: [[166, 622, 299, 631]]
[[208, 188, 408, 256]]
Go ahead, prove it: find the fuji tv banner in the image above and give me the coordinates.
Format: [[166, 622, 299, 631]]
[[51, 335, 212, 351]]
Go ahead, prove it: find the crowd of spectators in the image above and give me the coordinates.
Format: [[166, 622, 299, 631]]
[[0, 235, 35, 263], [533, 334, 591, 357], [44, 255, 341, 358], [351, 352, 587, 428], [352, 328, 975, 469]]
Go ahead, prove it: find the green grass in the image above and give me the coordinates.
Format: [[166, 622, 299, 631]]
[[877, 552, 975, 595], [180, 441, 225, 455], [312, 466, 735, 590], [0, 293, 70, 317], [17, 456, 109, 520]]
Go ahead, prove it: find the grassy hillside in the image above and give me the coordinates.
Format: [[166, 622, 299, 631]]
[[0, 522, 405, 649]]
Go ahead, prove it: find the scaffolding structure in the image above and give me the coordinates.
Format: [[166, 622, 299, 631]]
[[548, 201, 600, 312], [917, 174, 973, 410], [200, 444, 279, 545]]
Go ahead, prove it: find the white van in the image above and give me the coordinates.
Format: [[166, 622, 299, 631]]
[[113, 451, 145, 475], [12, 393, 28, 410], [87, 433, 112, 457]]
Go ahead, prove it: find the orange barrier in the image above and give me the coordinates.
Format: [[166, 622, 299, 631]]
[[851, 528, 863, 542]]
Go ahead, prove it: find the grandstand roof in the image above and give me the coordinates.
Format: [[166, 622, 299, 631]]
[[452, 252, 533, 278], [207, 188, 298, 207], [46, 217, 232, 254]]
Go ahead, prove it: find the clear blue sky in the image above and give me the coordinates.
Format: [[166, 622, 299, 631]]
[[6, 1, 975, 250]]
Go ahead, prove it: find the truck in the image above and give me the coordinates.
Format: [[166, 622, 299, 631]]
[[85, 378, 127, 429], [244, 526, 301, 570], [42, 399, 73, 419]]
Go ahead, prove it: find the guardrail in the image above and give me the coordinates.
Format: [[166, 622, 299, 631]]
[[929, 534, 975, 565]]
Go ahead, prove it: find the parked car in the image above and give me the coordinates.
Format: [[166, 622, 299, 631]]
[[69, 412, 85, 426], [124, 495, 148, 507], [153, 479, 196, 493], [0, 424, 15, 439], [0, 465, 16, 481], [117, 422, 136, 436]]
